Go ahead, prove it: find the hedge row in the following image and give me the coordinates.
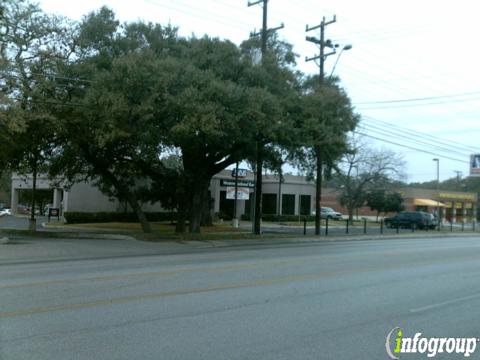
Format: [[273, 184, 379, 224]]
[[240, 214, 316, 222], [64, 211, 176, 224]]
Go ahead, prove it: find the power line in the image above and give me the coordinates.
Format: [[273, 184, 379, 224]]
[[1, 70, 94, 84], [324, 21, 480, 117], [359, 124, 472, 158], [363, 118, 478, 154], [6, 1, 480, 129], [363, 124, 471, 156], [338, 64, 480, 126], [362, 116, 479, 153], [355, 90, 480, 105], [360, 123, 471, 156], [354, 131, 470, 164], [146, 0, 476, 119], [343, 51, 480, 118], [145, 0, 252, 33], [357, 96, 480, 110], [300, 1, 435, 46]]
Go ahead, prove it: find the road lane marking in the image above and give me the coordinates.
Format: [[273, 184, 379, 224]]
[[410, 292, 480, 313], [0, 272, 348, 318], [0, 253, 356, 290], [2, 247, 479, 290], [3, 252, 480, 319]]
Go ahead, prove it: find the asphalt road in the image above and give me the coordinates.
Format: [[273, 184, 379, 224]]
[[2, 235, 480, 359]]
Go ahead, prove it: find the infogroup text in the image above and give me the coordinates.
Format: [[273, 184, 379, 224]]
[[385, 327, 478, 358]]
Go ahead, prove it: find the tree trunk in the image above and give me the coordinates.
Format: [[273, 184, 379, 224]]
[[29, 161, 37, 232], [125, 192, 151, 233], [348, 204, 354, 224], [189, 196, 201, 233], [201, 187, 213, 227], [175, 200, 186, 233], [315, 149, 322, 235], [254, 143, 263, 235], [189, 182, 207, 233]]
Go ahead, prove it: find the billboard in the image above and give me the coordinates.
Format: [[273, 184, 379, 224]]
[[471, 154, 480, 175]]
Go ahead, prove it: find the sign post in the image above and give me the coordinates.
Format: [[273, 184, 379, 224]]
[[48, 208, 60, 222], [233, 162, 239, 228]]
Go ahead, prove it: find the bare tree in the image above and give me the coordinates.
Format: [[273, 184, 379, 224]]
[[335, 136, 406, 223]]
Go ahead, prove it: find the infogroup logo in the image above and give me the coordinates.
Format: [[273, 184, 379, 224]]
[[385, 327, 478, 359]]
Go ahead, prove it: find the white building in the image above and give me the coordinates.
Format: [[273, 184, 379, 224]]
[[11, 170, 317, 217]]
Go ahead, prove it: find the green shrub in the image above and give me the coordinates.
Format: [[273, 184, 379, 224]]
[[217, 211, 232, 221], [64, 211, 176, 224], [240, 214, 250, 221]]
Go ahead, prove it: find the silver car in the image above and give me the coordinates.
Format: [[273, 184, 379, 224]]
[[320, 207, 343, 220]]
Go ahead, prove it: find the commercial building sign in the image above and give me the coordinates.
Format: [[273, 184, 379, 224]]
[[220, 179, 255, 188], [439, 192, 476, 201], [231, 168, 248, 178], [226, 187, 249, 200], [471, 154, 480, 175]]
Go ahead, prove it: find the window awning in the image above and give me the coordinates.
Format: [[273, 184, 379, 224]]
[[413, 198, 446, 207]]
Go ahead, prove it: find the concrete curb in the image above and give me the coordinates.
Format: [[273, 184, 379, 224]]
[[192, 232, 480, 249]]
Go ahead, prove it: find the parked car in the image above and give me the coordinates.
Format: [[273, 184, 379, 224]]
[[16, 205, 30, 215], [320, 207, 343, 220], [0, 208, 11, 216], [384, 211, 436, 229]]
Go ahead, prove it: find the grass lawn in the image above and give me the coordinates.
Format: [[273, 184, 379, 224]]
[[34, 219, 388, 242], [49, 221, 305, 242], [63, 221, 246, 233]]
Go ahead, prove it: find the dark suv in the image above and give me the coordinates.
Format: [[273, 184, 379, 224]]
[[384, 211, 436, 230]]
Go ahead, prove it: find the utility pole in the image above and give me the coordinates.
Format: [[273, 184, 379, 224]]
[[306, 15, 337, 235], [248, 0, 284, 235], [454, 170, 462, 191], [433, 158, 440, 230]]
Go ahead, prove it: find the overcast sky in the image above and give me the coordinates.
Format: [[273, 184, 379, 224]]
[[38, 0, 480, 183]]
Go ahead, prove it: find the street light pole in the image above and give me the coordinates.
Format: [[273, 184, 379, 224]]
[[330, 44, 352, 78], [454, 170, 462, 191], [433, 158, 440, 230]]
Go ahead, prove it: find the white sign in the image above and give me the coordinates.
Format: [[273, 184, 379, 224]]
[[226, 187, 249, 200], [231, 168, 248, 178], [471, 154, 480, 176]]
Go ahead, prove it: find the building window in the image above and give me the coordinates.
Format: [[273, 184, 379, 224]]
[[262, 193, 277, 214], [244, 198, 251, 216], [282, 194, 295, 215], [300, 195, 311, 215]]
